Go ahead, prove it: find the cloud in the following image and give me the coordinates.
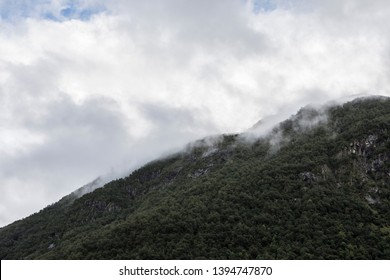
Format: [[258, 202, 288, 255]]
[[1, 0, 390, 226], [0, 94, 131, 225]]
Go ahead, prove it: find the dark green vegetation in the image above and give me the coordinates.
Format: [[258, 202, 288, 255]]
[[1, 97, 390, 259]]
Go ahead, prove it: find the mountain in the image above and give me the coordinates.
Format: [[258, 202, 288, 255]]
[[1, 96, 390, 259]]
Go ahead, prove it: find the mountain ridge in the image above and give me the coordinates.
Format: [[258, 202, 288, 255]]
[[1, 96, 390, 259]]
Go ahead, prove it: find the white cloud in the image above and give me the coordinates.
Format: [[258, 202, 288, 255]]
[[1, 0, 390, 226]]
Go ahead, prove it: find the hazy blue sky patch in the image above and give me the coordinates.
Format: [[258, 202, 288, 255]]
[[0, 0, 33, 20], [59, 2, 104, 21], [0, 0, 105, 22], [252, 0, 277, 13]]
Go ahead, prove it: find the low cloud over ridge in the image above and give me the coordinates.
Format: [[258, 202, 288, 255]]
[[1, 0, 390, 226]]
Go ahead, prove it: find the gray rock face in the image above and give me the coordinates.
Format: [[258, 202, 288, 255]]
[[188, 165, 213, 179], [301, 172, 316, 183], [365, 194, 380, 205], [349, 134, 378, 156]]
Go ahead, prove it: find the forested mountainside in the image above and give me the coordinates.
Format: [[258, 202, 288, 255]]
[[1, 97, 390, 259]]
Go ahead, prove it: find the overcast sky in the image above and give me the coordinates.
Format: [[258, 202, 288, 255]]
[[1, 0, 390, 227]]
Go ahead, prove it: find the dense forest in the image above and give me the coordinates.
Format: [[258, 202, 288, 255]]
[[1, 96, 390, 259]]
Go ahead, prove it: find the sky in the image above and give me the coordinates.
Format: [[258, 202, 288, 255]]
[[1, 0, 390, 227]]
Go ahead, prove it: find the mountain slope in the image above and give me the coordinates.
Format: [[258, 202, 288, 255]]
[[1, 97, 390, 259]]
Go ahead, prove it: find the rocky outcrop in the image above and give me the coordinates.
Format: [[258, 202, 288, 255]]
[[188, 164, 214, 179], [84, 199, 121, 213], [348, 134, 377, 156], [301, 172, 316, 183], [365, 194, 380, 205]]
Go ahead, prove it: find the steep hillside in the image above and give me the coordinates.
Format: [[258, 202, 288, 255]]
[[1, 97, 390, 259]]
